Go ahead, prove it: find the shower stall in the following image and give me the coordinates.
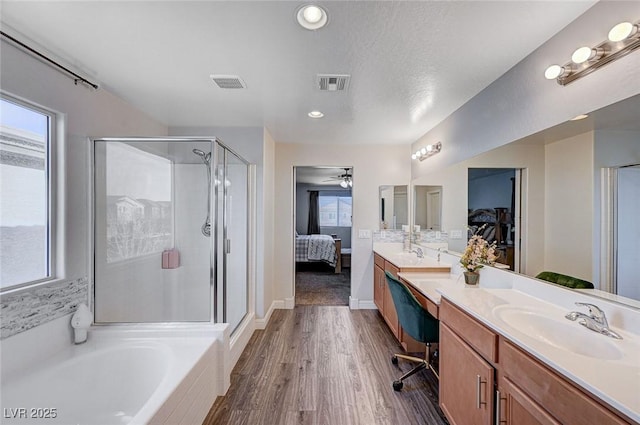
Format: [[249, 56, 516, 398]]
[[92, 138, 249, 332]]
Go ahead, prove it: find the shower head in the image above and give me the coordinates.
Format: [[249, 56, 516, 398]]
[[193, 149, 211, 165]]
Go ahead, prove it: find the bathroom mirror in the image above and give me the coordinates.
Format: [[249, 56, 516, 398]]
[[379, 185, 408, 230], [413, 185, 443, 231], [413, 93, 640, 307]]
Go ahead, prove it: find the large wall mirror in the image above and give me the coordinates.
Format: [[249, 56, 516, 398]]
[[379, 185, 408, 230], [412, 93, 640, 307], [414, 185, 443, 231]]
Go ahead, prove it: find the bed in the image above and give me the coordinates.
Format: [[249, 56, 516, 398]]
[[295, 234, 342, 273]]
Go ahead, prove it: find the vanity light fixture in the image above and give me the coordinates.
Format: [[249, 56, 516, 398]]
[[296, 4, 328, 30], [545, 19, 640, 85], [412, 142, 442, 161], [308, 110, 324, 118], [570, 114, 589, 121]]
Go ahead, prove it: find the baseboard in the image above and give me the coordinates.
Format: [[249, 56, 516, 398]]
[[229, 312, 256, 371], [255, 300, 283, 330], [284, 297, 295, 309], [349, 296, 377, 310]]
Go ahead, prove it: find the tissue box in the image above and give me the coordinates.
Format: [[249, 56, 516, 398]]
[[162, 249, 180, 269]]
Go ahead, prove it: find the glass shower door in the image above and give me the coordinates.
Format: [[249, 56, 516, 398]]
[[93, 139, 214, 323], [214, 145, 249, 332]]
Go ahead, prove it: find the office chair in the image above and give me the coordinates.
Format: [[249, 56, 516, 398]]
[[535, 271, 594, 289], [385, 271, 439, 391]]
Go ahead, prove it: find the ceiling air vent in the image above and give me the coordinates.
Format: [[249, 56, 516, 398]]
[[317, 74, 350, 91], [210, 75, 246, 89]]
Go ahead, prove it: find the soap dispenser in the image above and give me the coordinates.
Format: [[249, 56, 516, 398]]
[[71, 303, 92, 344]]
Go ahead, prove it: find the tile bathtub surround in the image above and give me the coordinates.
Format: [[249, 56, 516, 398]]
[[0, 277, 89, 339]]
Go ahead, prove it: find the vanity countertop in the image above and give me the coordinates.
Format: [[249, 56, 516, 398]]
[[436, 285, 640, 423], [373, 244, 451, 271]]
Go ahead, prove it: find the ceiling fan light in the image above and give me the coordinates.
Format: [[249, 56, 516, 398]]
[[340, 180, 348, 188], [348, 180, 353, 187]]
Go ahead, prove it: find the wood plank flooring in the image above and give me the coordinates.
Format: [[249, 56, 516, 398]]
[[203, 306, 448, 425]]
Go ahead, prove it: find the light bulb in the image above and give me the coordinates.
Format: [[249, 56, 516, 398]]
[[426, 144, 433, 152], [411, 153, 417, 160], [421, 147, 427, 155], [608, 22, 637, 42], [415, 150, 421, 157], [308, 110, 324, 118], [544, 65, 563, 80], [303, 6, 322, 24], [296, 4, 328, 30], [572, 47, 594, 64], [348, 180, 353, 187], [570, 114, 589, 121], [340, 180, 348, 188]]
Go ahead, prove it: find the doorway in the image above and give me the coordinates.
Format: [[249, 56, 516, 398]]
[[467, 168, 523, 272], [293, 166, 352, 306]]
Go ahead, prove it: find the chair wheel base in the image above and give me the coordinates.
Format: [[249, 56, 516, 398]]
[[392, 380, 403, 391], [391, 356, 398, 365]]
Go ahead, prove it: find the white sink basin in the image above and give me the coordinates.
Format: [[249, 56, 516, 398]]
[[493, 305, 623, 360], [389, 252, 425, 266]]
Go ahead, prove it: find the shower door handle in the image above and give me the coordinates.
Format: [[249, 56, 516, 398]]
[[225, 239, 231, 254]]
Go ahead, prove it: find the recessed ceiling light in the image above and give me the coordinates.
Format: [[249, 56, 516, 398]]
[[296, 4, 328, 30], [570, 114, 589, 121], [308, 110, 324, 118]]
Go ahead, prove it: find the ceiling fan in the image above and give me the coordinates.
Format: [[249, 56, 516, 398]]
[[323, 168, 353, 188]]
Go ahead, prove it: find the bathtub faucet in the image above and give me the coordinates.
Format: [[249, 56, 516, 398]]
[[71, 303, 92, 344]]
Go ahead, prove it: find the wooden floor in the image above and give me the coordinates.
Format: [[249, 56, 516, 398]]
[[203, 306, 448, 425]]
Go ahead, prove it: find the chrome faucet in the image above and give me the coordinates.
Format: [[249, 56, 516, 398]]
[[411, 247, 424, 258], [565, 302, 622, 339]]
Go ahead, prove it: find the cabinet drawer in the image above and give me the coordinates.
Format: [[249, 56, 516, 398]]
[[374, 253, 385, 269], [384, 262, 400, 279], [500, 339, 630, 425], [440, 298, 497, 363]]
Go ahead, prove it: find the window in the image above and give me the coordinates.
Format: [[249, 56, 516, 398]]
[[0, 96, 55, 290], [319, 195, 352, 227]]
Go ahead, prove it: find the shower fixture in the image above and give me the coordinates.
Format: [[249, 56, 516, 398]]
[[193, 149, 212, 237]]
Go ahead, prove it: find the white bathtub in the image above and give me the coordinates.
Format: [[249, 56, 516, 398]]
[[1, 325, 229, 425]]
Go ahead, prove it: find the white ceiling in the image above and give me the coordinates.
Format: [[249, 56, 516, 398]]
[[296, 166, 352, 186], [0, 1, 595, 146]]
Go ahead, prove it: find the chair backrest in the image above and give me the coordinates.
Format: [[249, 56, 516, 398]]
[[385, 271, 439, 344], [535, 271, 594, 289]]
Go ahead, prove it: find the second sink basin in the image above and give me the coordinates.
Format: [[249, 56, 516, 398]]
[[493, 305, 623, 360]]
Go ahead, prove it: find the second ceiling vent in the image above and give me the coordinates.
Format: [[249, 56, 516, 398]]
[[317, 74, 350, 91], [210, 75, 247, 89]]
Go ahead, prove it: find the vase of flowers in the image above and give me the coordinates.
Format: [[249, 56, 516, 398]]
[[460, 229, 498, 286]]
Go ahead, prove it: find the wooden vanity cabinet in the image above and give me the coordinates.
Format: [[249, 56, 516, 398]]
[[374, 254, 400, 338], [499, 339, 631, 425], [440, 299, 497, 425], [373, 255, 385, 311], [439, 298, 634, 425], [497, 377, 561, 425]]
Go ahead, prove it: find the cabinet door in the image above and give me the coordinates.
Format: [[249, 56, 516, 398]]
[[497, 378, 561, 425], [440, 323, 494, 425], [374, 264, 384, 311], [382, 276, 399, 338]]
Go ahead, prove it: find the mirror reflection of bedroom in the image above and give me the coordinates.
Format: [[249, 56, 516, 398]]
[[467, 168, 523, 271], [294, 166, 352, 306]]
